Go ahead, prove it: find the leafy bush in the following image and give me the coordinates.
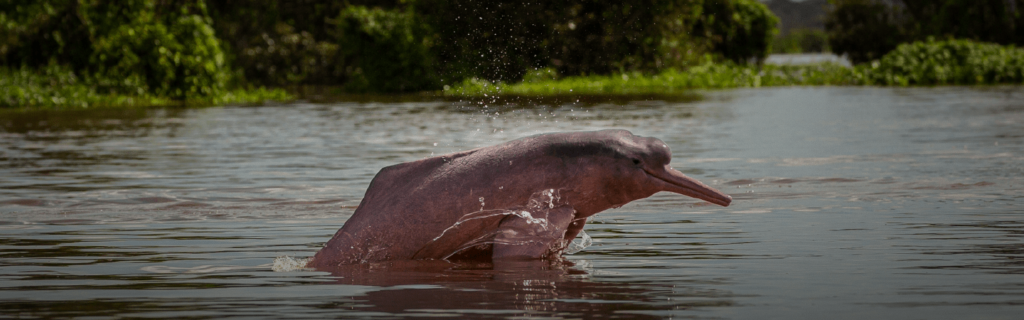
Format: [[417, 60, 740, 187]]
[[413, 0, 548, 83], [418, 0, 725, 82], [231, 22, 340, 86], [900, 0, 1021, 45], [206, 0, 358, 86], [334, 6, 439, 93], [2, 0, 229, 99], [541, 0, 709, 76], [0, 1, 93, 68], [90, 11, 227, 98], [861, 39, 1024, 85], [825, 0, 908, 63], [693, 0, 779, 63]]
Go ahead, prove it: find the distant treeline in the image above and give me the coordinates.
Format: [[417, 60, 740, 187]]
[[827, 0, 1024, 63], [0, 0, 778, 96]]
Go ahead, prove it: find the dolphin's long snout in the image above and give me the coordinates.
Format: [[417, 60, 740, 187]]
[[649, 165, 732, 207]]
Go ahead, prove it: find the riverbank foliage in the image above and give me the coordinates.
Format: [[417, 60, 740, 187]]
[[1, 0, 780, 108], [0, 64, 289, 109], [6, 0, 1024, 109], [445, 60, 858, 96], [0, 0, 289, 109], [826, 0, 1024, 64], [862, 39, 1024, 85], [446, 39, 1024, 96], [1, 64, 167, 109]]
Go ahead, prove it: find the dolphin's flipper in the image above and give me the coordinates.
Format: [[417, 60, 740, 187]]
[[562, 217, 588, 243], [492, 206, 577, 260]]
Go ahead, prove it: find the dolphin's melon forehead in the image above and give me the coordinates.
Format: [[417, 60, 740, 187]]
[[535, 130, 643, 159], [543, 140, 628, 159]]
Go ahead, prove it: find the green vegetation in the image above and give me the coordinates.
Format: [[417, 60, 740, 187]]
[[445, 58, 858, 96], [772, 29, 830, 54], [1, 64, 168, 109], [825, 0, 905, 63], [418, 0, 779, 83], [447, 39, 1024, 96], [827, 0, 1024, 64], [0, 0, 289, 109], [0, 63, 288, 109], [1, 1, 233, 98], [3, 0, 783, 109], [4, 0, 1024, 109], [862, 39, 1024, 86], [335, 6, 438, 93], [88, 9, 227, 98], [693, 0, 779, 63]]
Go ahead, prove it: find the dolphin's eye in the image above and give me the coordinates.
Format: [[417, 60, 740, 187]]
[[631, 158, 642, 166]]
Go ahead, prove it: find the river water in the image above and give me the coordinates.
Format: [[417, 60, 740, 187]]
[[1, 87, 1022, 319]]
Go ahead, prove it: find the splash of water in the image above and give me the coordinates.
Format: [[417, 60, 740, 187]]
[[564, 230, 592, 255], [513, 210, 547, 228], [271, 256, 312, 272], [431, 189, 587, 260], [432, 189, 563, 242]]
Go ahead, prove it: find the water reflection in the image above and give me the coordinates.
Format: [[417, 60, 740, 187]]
[[316, 260, 733, 318], [0, 217, 739, 318]]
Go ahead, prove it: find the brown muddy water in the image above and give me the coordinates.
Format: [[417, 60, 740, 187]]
[[1, 87, 1022, 319]]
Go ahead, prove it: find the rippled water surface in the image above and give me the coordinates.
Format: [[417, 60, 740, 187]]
[[2, 87, 1023, 319]]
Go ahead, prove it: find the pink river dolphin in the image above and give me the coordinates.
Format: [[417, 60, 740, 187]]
[[309, 129, 732, 268]]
